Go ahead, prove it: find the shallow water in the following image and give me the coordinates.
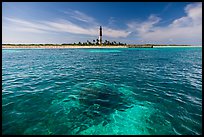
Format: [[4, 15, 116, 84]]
[[2, 47, 202, 135]]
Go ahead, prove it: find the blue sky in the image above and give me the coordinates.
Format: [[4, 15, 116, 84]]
[[2, 2, 202, 45]]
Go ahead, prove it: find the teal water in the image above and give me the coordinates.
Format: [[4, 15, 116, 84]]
[[2, 47, 202, 135]]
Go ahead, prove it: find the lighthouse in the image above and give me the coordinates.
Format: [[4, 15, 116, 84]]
[[99, 26, 102, 45]]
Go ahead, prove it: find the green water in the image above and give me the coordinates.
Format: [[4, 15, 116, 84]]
[[2, 47, 202, 135]]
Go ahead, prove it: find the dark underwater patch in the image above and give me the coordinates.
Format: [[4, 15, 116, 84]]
[[64, 81, 133, 134]]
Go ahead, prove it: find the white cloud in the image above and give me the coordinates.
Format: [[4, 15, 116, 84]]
[[127, 15, 161, 34], [4, 17, 56, 33], [171, 2, 201, 27], [42, 19, 98, 36], [62, 10, 130, 38], [103, 27, 130, 38], [3, 3, 202, 45], [4, 10, 130, 40], [69, 10, 97, 24], [128, 2, 202, 45], [185, 2, 202, 21]]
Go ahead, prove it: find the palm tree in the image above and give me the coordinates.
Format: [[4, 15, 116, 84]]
[[113, 41, 116, 45], [104, 40, 108, 45], [96, 39, 99, 45], [83, 42, 86, 45], [92, 40, 95, 45], [107, 40, 110, 45]]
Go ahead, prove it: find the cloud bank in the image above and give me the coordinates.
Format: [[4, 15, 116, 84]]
[[127, 2, 202, 45], [3, 2, 202, 45], [3, 10, 130, 40]]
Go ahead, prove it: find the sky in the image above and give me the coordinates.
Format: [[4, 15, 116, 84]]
[[2, 2, 202, 45]]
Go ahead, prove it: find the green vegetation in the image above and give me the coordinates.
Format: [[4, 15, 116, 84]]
[[2, 40, 192, 48], [60, 39, 127, 46]]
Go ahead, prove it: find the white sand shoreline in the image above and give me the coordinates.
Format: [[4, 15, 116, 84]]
[[2, 46, 127, 49], [153, 46, 202, 48], [2, 45, 201, 49]]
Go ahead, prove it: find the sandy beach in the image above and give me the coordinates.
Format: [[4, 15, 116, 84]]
[[2, 45, 128, 49], [2, 45, 200, 49]]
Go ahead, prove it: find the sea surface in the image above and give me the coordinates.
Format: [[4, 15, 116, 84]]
[[2, 47, 202, 135]]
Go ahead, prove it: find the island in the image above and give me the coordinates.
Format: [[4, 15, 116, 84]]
[[2, 43, 194, 49], [2, 26, 195, 49]]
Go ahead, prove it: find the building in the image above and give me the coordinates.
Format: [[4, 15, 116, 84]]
[[99, 26, 102, 45]]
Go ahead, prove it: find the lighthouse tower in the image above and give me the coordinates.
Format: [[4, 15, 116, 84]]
[[99, 26, 102, 45]]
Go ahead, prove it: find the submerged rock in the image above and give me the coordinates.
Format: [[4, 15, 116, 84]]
[[44, 80, 169, 135], [77, 81, 132, 114], [62, 81, 134, 134], [43, 81, 136, 134]]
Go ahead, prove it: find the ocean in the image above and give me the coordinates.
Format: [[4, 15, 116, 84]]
[[2, 47, 202, 135]]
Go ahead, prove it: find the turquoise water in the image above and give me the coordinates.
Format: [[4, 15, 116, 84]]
[[2, 48, 202, 135]]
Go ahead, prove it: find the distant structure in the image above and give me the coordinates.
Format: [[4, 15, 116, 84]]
[[99, 26, 102, 45]]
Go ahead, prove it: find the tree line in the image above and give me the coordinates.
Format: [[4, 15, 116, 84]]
[[62, 39, 127, 46]]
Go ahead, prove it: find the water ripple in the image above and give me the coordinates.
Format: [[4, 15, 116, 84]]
[[2, 48, 202, 135]]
